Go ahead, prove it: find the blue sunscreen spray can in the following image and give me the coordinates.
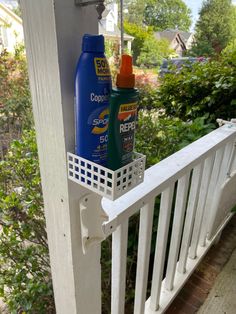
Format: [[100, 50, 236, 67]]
[[75, 34, 111, 166]]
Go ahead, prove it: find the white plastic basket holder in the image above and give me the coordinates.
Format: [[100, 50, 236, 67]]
[[67, 152, 146, 200]]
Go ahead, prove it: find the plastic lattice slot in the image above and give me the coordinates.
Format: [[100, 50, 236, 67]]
[[67, 152, 146, 200]]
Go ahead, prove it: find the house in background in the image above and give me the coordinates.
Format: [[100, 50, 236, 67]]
[[155, 29, 194, 57], [179, 30, 195, 50], [0, 2, 24, 52], [0, 1, 133, 56], [99, 3, 134, 54]]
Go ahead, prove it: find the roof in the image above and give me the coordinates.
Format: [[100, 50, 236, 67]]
[[155, 29, 192, 45], [155, 29, 178, 42], [178, 31, 192, 42], [155, 29, 189, 49], [99, 22, 134, 41]]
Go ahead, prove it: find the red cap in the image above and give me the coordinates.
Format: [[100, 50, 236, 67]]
[[116, 55, 135, 88]]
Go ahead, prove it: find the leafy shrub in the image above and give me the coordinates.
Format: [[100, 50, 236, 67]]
[[138, 85, 160, 111], [134, 71, 161, 111], [157, 54, 236, 122], [124, 22, 153, 64], [0, 47, 33, 157], [135, 72, 157, 88], [104, 40, 120, 85], [136, 111, 215, 167], [0, 46, 32, 128], [137, 37, 174, 68], [0, 130, 55, 313]]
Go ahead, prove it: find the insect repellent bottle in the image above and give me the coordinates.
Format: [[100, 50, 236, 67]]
[[107, 55, 139, 170], [75, 34, 111, 166]]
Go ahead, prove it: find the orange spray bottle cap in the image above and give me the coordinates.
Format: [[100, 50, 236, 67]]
[[116, 54, 135, 88]]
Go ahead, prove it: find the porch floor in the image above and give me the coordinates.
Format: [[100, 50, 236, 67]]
[[166, 214, 236, 314], [197, 246, 236, 314]]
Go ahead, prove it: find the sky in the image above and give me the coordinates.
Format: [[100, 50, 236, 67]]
[[184, 0, 236, 31], [0, 0, 18, 8]]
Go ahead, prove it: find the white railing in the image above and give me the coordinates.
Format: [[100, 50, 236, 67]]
[[102, 124, 236, 314]]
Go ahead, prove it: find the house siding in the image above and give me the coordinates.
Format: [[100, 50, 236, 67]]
[[0, 3, 24, 52]]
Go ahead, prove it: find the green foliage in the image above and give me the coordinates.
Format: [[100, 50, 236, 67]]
[[0, 46, 33, 157], [222, 39, 236, 57], [0, 130, 55, 313], [0, 46, 33, 131], [137, 37, 174, 67], [136, 111, 215, 167], [190, 40, 216, 57], [124, 22, 153, 63], [12, 6, 22, 18], [192, 0, 235, 56], [105, 39, 119, 83], [230, 5, 236, 38], [144, 0, 192, 31], [124, 0, 147, 25], [105, 39, 119, 60], [157, 55, 236, 122], [138, 84, 160, 110]]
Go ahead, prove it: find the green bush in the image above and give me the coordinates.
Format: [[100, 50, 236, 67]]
[[138, 85, 160, 110], [157, 55, 236, 122], [0, 47, 33, 158], [137, 37, 174, 67], [123, 22, 153, 64], [0, 47, 32, 131], [136, 111, 215, 167], [0, 130, 55, 313]]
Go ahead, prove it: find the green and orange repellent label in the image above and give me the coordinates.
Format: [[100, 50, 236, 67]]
[[118, 102, 138, 156], [94, 58, 111, 76], [118, 103, 137, 124]]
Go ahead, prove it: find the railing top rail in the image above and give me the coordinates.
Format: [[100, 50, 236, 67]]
[[102, 125, 236, 236]]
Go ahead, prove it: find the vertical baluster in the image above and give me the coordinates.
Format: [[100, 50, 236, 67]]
[[178, 163, 203, 274], [165, 173, 190, 291], [189, 154, 220, 259], [149, 184, 175, 311], [199, 155, 219, 247], [134, 198, 155, 314], [111, 220, 129, 314], [199, 148, 225, 246], [226, 141, 236, 176], [223, 141, 236, 178], [229, 141, 236, 173], [207, 141, 236, 239]]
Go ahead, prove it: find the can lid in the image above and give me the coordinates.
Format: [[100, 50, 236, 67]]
[[82, 34, 105, 53]]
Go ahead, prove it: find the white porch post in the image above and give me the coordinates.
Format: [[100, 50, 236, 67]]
[[20, 1, 101, 313], [127, 40, 132, 54]]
